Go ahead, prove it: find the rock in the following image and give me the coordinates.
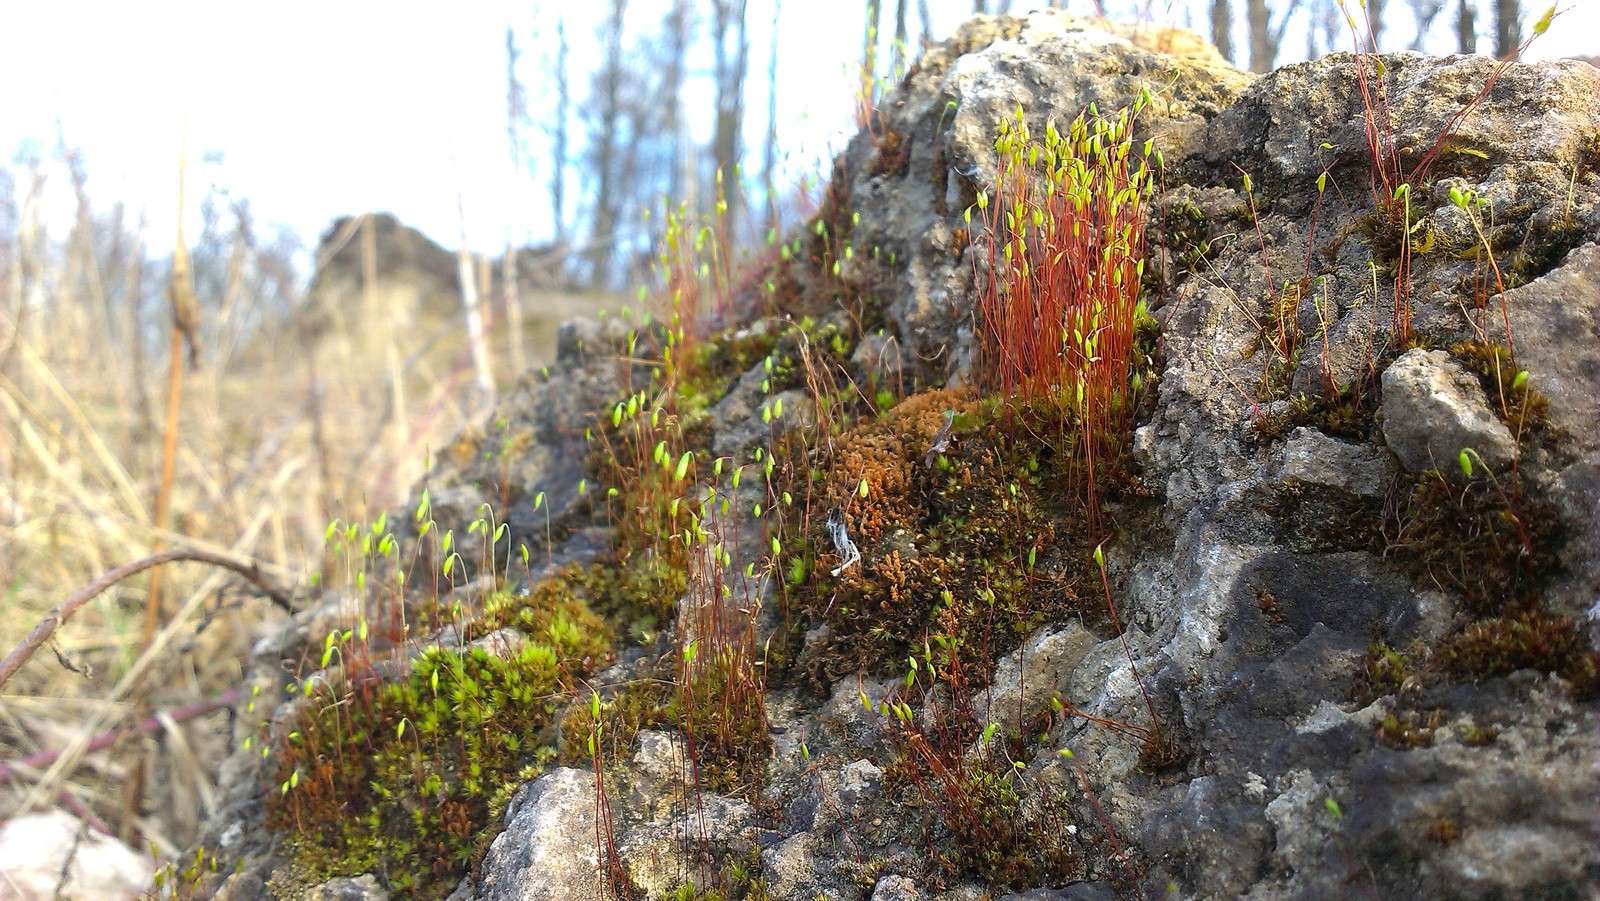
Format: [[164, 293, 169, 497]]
[[1381, 348, 1516, 473], [624, 731, 688, 821], [305, 874, 389, 900], [871, 873, 926, 900], [1277, 427, 1389, 497], [392, 341, 631, 583], [979, 624, 1098, 729], [1501, 241, 1600, 617], [298, 213, 460, 343], [555, 315, 634, 366], [759, 832, 820, 901], [184, 13, 1600, 901], [851, 331, 905, 386], [473, 768, 601, 901], [812, 12, 1253, 385], [617, 795, 757, 899], [836, 758, 884, 803], [710, 362, 816, 459], [0, 811, 153, 900], [997, 886, 1116, 901]]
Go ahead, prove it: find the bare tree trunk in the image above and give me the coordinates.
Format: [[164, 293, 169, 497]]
[[125, 223, 154, 446], [1212, 0, 1234, 65], [552, 14, 571, 249], [1370, 0, 1387, 47], [1247, 0, 1301, 72], [587, 0, 626, 286], [662, 0, 691, 208], [1406, 0, 1447, 51], [455, 191, 495, 404], [893, 0, 909, 77], [1247, 0, 1272, 71], [712, 0, 750, 231], [1494, 0, 1520, 58], [861, 0, 883, 114], [763, 0, 782, 230], [917, 0, 932, 49], [1456, 0, 1477, 52], [63, 146, 115, 376], [503, 26, 526, 375], [974, 0, 988, 13], [3, 160, 46, 384]]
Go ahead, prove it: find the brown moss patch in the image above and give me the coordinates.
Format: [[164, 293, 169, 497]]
[[1441, 610, 1599, 698]]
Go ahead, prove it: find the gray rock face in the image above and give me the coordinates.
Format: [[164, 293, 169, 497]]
[[475, 768, 601, 901], [711, 361, 816, 460], [186, 12, 1600, 901], [980, 624, 1098, 729], [815, 11, 1253, 386], [617, 794, 757, 898], [1381, 348, 1516, 473], [1502, 241, 1600, 619]]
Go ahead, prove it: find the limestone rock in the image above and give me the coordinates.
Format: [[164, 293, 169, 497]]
[[710, 361, 815, 459], [0, 811, 153, 900], [980, 624, 1099, 728], [871, 874, 926, 901], [1277, 426, 1389, 497], [1381, 348, 1515, 473], [304, 875, 389, 901], [474, 768, 601, 901]]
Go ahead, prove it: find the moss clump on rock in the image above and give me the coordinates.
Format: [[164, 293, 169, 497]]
[[265, 579, 610, 897], [780, 388, 1133, 692], [1441, 610, 1599, 699]]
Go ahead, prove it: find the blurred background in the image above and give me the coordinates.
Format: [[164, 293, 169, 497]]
[[0, 0, 1593, 887]]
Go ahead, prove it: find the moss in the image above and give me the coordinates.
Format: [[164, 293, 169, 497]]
[[559, 677, 676, 764], [1499, 218, 1592, 288], [883, 745, 1079, 890], [1250, 381, 1384, 444], [1260, 480, 1384, 554], [1450, 340, 1549, 434], [781, 389, 1100, 689], [1424, 817, 1461, 846], [1359, 194, 1434, 277], [1376, 710, 1440, 749], [1363, 639, 1412, 696], [1382, 469, 1560, 616], [665, 846, 771, 901], [870, 128, 912, 178], [678, 651, 772, 796], [678, 328, 782, 426], [1162, 200, 1219, 273], [1137, 726, 1191, 773], [570, 555, 688, 645], [265, 576, 608, 897], [1441, 611, 1599, 698]]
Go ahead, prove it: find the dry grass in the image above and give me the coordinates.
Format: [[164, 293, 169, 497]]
[[0, 219, 609, 865]]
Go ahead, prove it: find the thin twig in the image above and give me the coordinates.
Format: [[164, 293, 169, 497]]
[[0, 548, 294, 692]]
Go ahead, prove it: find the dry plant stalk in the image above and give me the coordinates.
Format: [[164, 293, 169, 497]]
[[144, 148, 203, 648]]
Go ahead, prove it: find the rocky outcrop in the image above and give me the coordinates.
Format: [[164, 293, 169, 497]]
[[300, 213, 462, 340], [188, 10, 1600, 901]]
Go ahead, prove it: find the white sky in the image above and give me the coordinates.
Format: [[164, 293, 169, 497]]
[[3, 0, 1594, 260]]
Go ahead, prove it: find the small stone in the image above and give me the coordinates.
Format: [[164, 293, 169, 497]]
[[1381, 348, 1515, 473], [306, 874, 390, 901], [872, 874, 926, 901], [1279, 427, 1389, 497]]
